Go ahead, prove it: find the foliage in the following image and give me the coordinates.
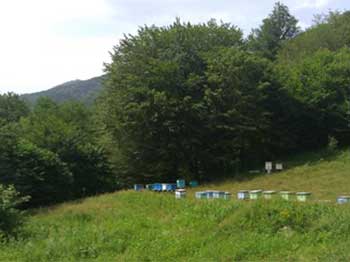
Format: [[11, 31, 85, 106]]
[[248, 2, 300, 60], [0, 185, 29, 237], [0, 93, 29, 127], [0, 126, 73, 206], [0, 95, 116, 207], [101, 19, 295, 182], [19, 98, 116, 200], [278, 10, 350, 64], [276, 47, 350, 145]]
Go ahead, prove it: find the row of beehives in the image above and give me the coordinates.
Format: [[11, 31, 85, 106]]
[[175, 189, 350, 204], [237, 190, 311, 201], [174, 189, 231, 199], [134, 179, 198, 192]]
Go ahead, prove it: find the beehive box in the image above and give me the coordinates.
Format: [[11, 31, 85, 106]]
[[237, 190, 249, 200], [145, 184, 153, 190], [213, 191, 226, 199], [279, 191, 295, 201], [189, 181, 199, 187], [249, 190, 263, 200], [205, 191, 215, 199], [153, 183, 162, 192], [195, 192, 207, 199], [175, 189, 186, 199], [166, 184, 177, 191], [296, 192, 312, 202], [337, 196, 350, 204], [263, 190, 277, 199], [224, 192, 231, 200], [161, 184, 168, 192], [176, 179, 185, 189], [134, 184, 144, 191]]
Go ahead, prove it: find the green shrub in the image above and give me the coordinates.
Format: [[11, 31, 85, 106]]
[[0, 185, 29, 237]]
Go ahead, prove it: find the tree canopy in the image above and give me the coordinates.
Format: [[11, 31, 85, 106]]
[[248, 2, 300, 60]]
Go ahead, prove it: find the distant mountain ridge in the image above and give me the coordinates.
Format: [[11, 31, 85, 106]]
[[21, 76, 104, 105]]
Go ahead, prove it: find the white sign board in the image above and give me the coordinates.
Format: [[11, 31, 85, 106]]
[[265, 162, 272, 170], [276, 163, 283, 170]]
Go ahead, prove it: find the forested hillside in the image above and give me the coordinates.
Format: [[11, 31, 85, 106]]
[[21, 76, 104, 105]]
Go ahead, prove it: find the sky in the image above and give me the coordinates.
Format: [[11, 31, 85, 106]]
[[0, 0, 349, 94]]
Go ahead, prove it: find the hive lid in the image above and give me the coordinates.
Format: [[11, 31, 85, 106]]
[[238, 190, 249, 193], [279, 191, 295, 194], [176, 189, 186, 192], [296, 192, 311, 195], [338, 195, 350, 199], [250, 190, 263, 193], [263, 190, 277, 194]]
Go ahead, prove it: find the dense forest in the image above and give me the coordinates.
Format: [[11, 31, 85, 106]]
[[1, 2, 350, 235]]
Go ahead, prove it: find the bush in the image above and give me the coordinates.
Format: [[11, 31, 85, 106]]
[[0, 131, 74, 207], [0, 185, 29, 237]]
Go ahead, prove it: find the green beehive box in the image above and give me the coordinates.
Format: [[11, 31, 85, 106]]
[[279, 191, 295, 201], [189, 181, 199, 187], [296, 192, 311, 202], [263, 190, 277, 199], [249, 190, 263, 200], [224, 192, 231, 200]]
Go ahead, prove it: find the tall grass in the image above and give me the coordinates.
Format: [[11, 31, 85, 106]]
[[1, 192, 350, 261], [1, 149, 350, 261]]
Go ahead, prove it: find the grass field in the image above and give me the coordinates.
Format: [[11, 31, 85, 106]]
[[1, 149, 350, 261]]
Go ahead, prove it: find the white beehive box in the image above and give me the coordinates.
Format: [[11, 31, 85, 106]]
[[175, 189, 186, 199]]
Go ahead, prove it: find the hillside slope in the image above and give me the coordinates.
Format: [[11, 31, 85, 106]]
[[1, 149, 350, 261], [21, 76, 104, 105]]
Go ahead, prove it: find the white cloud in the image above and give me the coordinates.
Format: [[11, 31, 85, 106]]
[[0, 0, 115, 94], [294, 0, 331, 9]]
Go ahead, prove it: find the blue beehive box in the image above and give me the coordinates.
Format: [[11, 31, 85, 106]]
[[176, 179, 185, 189], [134, 184, 144, 191], [153, 183, 162, 191], [213, 191, 225, 199], [166, 183, 177, 191], [145, 184, 154, 190], [237, 190, 249, 200], [205, 191, 214, 199]]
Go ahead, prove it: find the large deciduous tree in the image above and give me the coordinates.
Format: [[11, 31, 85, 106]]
[[99, 20, 275, 183], [248, 2, 300, 60]]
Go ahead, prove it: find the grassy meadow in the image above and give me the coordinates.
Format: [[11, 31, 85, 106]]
[[1, 149, 350, 261]]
